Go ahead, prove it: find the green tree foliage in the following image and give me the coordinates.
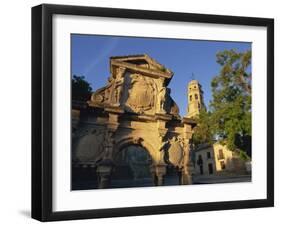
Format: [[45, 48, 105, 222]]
[[192, 109, 213, 147], [193, 49, 252, 158], [211, 49, 251, 156], [72, 75, 92, 101]]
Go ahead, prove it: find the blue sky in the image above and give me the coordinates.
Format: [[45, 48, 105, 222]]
[[71, 34, 251, 116]]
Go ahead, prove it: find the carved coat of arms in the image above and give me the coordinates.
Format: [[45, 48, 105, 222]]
[[126, 74, 155, 113]]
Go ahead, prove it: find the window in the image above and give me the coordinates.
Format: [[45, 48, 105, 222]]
[[217, 149, 224, 160], [208, 163, 213, 174], [198, 103, 201, 109], [220, 161, 226, 170], [189, 95, 192, 101], [207, 152, 211, 159], [195, 94, 198, 99], [197, 155, 203, 165]]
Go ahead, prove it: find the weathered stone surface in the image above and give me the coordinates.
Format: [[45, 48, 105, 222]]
[[73, 54, 195, 188]]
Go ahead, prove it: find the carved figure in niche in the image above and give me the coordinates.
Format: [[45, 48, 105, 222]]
[[104, 77, 114, 102], [158, 87, 170, 113], [113, 67, 126, 106]]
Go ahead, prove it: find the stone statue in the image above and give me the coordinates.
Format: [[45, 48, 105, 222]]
[[113, 67, 125, 106], [158, 87, 169, 113], [105, 77, 114, 102], [89, 67, 126, 107]]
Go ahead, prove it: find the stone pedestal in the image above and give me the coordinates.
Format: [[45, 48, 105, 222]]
[[180, 164, 193, 185], [151, 164, 167, 186], [96, 162, 113, 189], [180, 172, 192, 185]]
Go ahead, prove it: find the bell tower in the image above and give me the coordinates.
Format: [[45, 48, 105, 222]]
[[186, 80, 205, 118]]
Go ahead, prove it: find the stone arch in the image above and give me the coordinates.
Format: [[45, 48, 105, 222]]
[[112, 136, 168, 186], [113, 136, 157, 164]]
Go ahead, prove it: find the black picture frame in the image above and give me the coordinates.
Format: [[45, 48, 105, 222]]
[[32, 3, 274, 222]]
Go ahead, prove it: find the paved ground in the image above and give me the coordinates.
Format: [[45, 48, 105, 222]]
[[72, 176, 180, 190], [192, 174, 252, 184], [72, 174, 251, 190]]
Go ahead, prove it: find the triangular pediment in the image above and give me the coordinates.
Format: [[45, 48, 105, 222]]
[[110, 54, 162, 69], [110, 54, 173, 81]]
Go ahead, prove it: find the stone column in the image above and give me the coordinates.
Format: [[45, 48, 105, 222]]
[[151, 164, 167, 186], [96, 161, 113, 189], [180, 139, 193, 185], [180, 164, 193, 185]]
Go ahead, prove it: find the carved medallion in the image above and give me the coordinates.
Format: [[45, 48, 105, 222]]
[[74, 129, 105, 162], [167, 137, 184, 167], [126, 74, 155, 113]]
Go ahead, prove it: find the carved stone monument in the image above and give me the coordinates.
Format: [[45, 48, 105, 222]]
[[72, 54, 196, 188]]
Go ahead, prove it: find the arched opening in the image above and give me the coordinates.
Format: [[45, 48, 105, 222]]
[[111, 145, 154, 188]]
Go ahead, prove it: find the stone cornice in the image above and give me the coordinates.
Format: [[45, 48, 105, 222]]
[[111, 60, 173, 80]]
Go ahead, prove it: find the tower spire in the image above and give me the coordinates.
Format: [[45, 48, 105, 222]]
[[191, 72, 195, 81], [186, 79, 205, 118]]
